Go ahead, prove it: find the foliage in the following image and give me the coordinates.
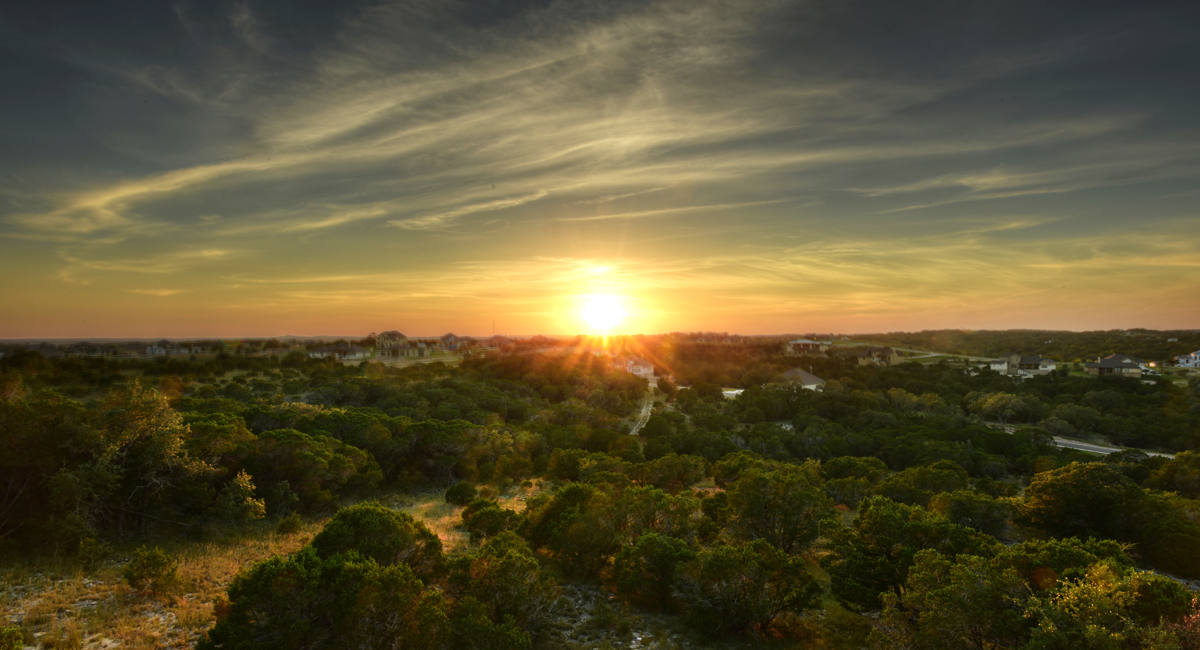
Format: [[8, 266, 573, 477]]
[[821, 496, 998, 611], [462, 498, 522, 541], [310, 502, 443, 580], [211, 470, 267, 523], [613, 532, 696, 610], [458, 532, 559, 632], [123, 546, 179, 596], [445, 481, 478, 505], [928, 490, 1010, 538], [874, 550, 1030, 650], [197, 547, 449, 650], [275, 512, 303, 535], [724, 462, 834, 553], [675, 540, 822, 637]]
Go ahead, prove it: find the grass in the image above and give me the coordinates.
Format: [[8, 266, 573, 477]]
[[3, 479, 880, 650], [0, 518, 324, 649]]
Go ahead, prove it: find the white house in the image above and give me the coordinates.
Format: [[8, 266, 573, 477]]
[[615, 357, 656, 381], [1174, 351, 1200, 368], [783, 368, 826, 391], [990, 353, 1057, 377], [785, 339, 831, 356]]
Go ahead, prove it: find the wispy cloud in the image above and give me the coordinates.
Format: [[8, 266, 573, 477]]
[[1, 0, 1198, 335]]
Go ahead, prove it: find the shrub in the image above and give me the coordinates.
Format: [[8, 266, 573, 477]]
[[613, 532, 696, 610], [676, 540, 822, 637], [445, 481, 478, 505], [123, 546, 179, 596], [197, 548, 449, 650], [310, 502, 443, 580], [212, 470, 267, 523], [275, 512, 303, 536], [0, 627, 23, 650]]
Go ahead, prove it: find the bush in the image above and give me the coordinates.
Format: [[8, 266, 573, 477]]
[[275, 512, 303, 536], [310, 502, 443, 580], [123, 546, 179, 596], [676, 540, 822, 637], [0, 627, 23, 650], [446, 481, 478, 505], [197, 547, 449, 650]]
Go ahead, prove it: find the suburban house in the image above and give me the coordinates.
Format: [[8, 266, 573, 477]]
[[857, 347, 902, 366], [783, 368, 826, 391], [615, 357, 656, 381], [308, 343, 371, 360], [146, 340, 197, 357], [1085, 354, 1145, 378], [375, 330, 408, 348], [1176, 351, 1200, 368], [989, 353, 1057, 377], [786, 339, 832, 356], [440, 333, 460, 350], [480, 335, 513, 348], [379, 342, 429, 358]]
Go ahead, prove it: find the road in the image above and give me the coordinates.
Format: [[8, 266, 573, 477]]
[[1052, 436, 1174, 459], [629, 400, 654, 436]]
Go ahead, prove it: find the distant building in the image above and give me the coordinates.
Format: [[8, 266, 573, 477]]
[[1176, 351, 1200, 368], [375, 330, 408, 348], [1085, 354, 1145, 378], [480, 335, 513, 348], [785, 339, 831, 356], [989, 353, 1057, 377], [857, 347, 902, 366], [379, 342, 429, 358], [146, 340, 196, 357], [309, 343, 371, 360], [615, 357, 656, 381], [783, 368, 826, 391]]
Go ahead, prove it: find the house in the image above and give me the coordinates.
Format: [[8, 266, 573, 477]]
[[146, 340, 194, 357], [380, 343, 429, 358], [785, 339, 831, 356], [1085, 355, 1143, 378], [989, 353, 1057, 377], [857, 347, 902, 366], [440, 333, 459, 350], [783, 368, 826, 391], [615, 357, 656, 381], [1176, 351, 1200, 368], [308, 343, 371, 360], [375, 330, 408, 348]]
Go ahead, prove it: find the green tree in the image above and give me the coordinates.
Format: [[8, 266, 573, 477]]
[[928, 490, 1010, 538], [445, 481, 478, 505], [613, 532, 696, 610], [676, 540, 822, 637], [875, 460, 970, 508], [725, 463, 834, 553], [821, 497, 997, 611], [873, 550, 1030, 650], [197, 547, 449, 650], [310, 502, 443, 580], [1147, 451, 1200, 499], [461, 532, 559, 633], [211, 470, 266, 524], [1016, 462, 1142, 540]]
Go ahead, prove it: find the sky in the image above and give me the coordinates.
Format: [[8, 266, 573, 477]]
[[1, 0, 1198, 338]]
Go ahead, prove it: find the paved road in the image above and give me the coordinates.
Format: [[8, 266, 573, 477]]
[[1053, 436, 1174, 459]]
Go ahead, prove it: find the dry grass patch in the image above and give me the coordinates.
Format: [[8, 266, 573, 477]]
[[1, 518, 325, 649]]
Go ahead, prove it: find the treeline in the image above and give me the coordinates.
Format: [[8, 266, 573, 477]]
[[200, 450, 1200, 648], [0, 352, 648, 556], [853, 328, 1200, 362]]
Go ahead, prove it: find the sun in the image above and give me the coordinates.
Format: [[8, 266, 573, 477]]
[[582, 296, 626, 331]]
